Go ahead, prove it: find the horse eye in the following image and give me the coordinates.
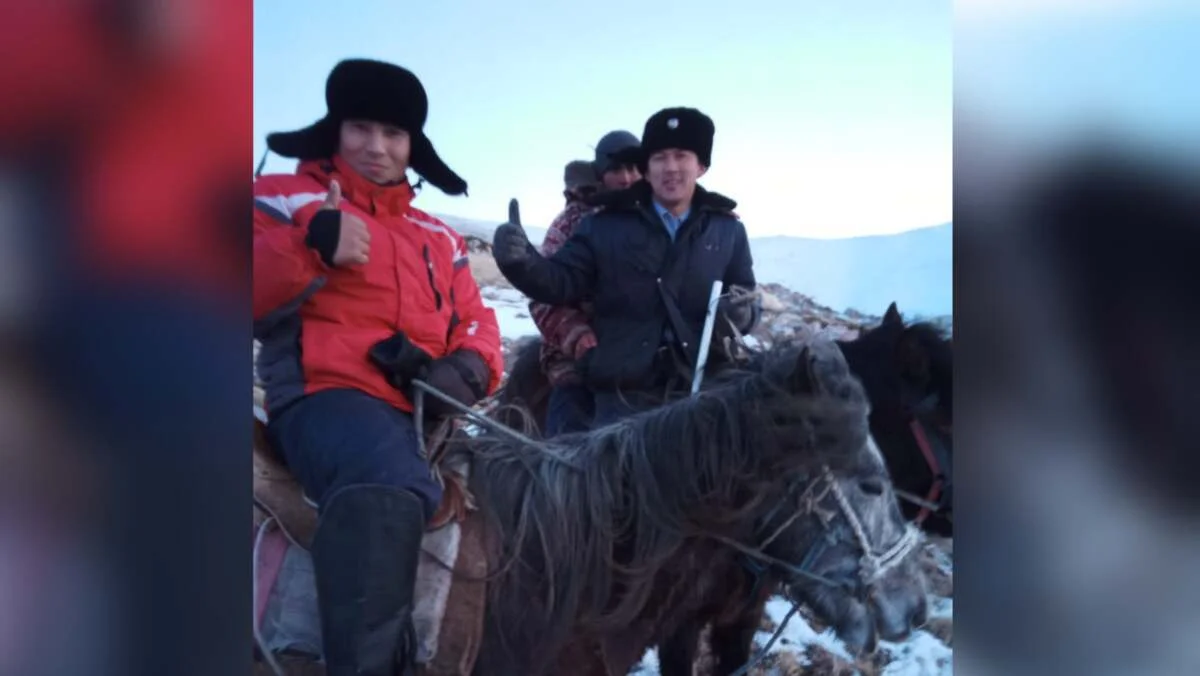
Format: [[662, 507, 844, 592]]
[[859, 478, 885, 496]]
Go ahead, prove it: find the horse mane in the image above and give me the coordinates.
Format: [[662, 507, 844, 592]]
[[491, 337, 547, 434], [902, 319, 952, 354], [451, 341, 872, 669]]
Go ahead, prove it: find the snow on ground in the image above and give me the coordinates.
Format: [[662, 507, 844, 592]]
[[628, 593, 953, 676], [877, 631, 954, 676], [760, 597, 858, 663], [480, 285, 538, 338]]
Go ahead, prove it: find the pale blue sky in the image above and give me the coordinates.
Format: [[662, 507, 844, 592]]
[[956, 4, 1200, 157], [254, 0, 951, 238]]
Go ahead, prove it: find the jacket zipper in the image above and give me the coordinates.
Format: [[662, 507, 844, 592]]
[[422, 244, 444, 311], [446, 286, 460, 343], [643, 205, 710, 360]]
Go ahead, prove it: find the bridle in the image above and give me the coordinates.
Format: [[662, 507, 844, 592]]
[[718, 464, 921, 676], [902, 391, 952, 526], [728, 464, 920, 590]]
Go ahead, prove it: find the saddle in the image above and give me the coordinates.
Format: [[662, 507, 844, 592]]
[[251, 390, 476, 548]]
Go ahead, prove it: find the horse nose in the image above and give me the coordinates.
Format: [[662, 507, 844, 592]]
[[872, 588, 927, 642]]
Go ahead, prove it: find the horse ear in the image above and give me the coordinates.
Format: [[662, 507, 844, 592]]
[[791, 346, 821, 394], [790, 341, 849, 394], [883, 302, 902, 326]]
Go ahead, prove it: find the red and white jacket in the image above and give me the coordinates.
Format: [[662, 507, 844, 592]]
[[253, 155, 504, 416]]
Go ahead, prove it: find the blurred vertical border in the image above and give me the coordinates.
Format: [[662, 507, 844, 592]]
[[0, 1, 252, 675], [955, 1, 1200, 674]]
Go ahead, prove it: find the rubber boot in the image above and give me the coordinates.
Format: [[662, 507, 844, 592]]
[[311, 484, 426, 676]]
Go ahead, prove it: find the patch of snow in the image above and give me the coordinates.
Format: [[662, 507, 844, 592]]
[[480, 285, 538, 339], [631, 647, 660, 674], [628, 592, 953, 675], [880, 629, 954, 675], [760, 597, 856, 662], [757, 596, 953, 676]]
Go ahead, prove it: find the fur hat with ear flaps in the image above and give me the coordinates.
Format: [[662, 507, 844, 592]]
[[638, 106, 715, 171], [265, 58, 468, 196]]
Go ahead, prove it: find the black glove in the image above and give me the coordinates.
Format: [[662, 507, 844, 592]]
[[420, 351, 490, 418], [493, 198, 536, 268], [368, 331, 433, 393], [370, 331, 490, 418]]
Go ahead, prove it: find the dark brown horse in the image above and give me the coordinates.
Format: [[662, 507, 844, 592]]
[[454, 339, 928, 676], [837, 303, 953, 536], [657, 303, 953, 676], [492, 301, 952, 675], [496, 301, 954, 536]]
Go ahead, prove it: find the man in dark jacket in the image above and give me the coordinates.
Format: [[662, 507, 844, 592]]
[[494, 107, 760, 426], [531, 132, 643, 436]]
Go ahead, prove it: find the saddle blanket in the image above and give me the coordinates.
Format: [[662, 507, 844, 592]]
[[254, 514, 464, 666]]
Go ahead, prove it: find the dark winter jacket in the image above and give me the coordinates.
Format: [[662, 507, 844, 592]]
[[498, 180, 759, 391]]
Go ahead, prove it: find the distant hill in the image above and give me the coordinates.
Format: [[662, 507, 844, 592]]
[[435, 211, 951, 320], [749, 223, 952, 319]]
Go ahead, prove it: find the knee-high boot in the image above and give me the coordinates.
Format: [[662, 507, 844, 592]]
[[311, 485, 426, 675]]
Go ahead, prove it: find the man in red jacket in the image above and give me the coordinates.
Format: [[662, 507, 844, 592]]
[[530, 131, 641, 435], [253, 59, 503, 674]]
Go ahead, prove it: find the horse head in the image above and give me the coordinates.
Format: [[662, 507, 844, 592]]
[[719, 339, 928, 656], [838, 302, 954, 535]]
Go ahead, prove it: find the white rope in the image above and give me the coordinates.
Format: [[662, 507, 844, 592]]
[[824, 467, 921, 584]]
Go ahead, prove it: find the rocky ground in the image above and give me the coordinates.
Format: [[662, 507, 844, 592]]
[[463, 233, 953, 373]]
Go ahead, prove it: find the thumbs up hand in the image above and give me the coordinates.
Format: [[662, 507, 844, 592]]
[[493, 198, 535, 267], [317, 180, 373, 267], [320, 179, 342, 210], [506, 198, 521, 228]]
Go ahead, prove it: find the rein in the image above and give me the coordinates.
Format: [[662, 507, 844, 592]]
[[733, 467, 920, 589], [410, 378, 588, 474], [411, 379, 539, 450]]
